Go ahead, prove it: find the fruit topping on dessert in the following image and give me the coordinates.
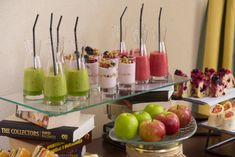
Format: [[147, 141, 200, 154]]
[[212, 104, 223, 113], [204, 67, 216, 82], [225, 110, 234, 118], [222, 101, 232, 111], [218, 68, 235, 89], [99, 58, 116, 68], [85, 55, 98, 63], [174, 69, 187, 77], [85, 46, 100, 56], [119, 55, 134, 64], [103, 50, 119, 59]]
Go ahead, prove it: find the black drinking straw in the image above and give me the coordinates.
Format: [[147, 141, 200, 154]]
[[49, 13, 57, 75], [74, 17, 80, 70], [32, 14, 39, 69], [139, 3, 144, 56], [158, 7, 162, 52], [120, 6, 127, 51], [56, 16, 63, 53]]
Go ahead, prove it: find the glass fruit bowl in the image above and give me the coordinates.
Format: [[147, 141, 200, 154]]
[[109, 117, 197, 147]]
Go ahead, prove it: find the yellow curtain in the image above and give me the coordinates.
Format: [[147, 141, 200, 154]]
[[203, 0, 225, 70], [202, 0, 235, 73], [222, 0, 235, 71]]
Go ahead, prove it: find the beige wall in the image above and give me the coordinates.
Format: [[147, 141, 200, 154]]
[[0, 0, 208, 148]]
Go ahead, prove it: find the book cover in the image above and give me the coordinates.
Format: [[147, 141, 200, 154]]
[[16, 106, 81, 129], [9, 131, 92, 155], [0, 114, 95, 142]]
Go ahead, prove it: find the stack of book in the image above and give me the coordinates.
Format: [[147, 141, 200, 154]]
[[0, 106, 95, 157]]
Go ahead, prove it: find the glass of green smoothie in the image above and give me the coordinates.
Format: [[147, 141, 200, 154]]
[[44, 61, 67, 105], [23, 40, 44, 100], [67, 51, 90, 101]]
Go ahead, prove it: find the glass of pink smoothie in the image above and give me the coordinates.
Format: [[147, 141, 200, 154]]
[[149, 42, 168, 81], [135, 43, 150, 84]]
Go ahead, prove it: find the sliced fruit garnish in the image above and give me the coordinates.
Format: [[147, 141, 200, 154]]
[[225, 111, 234, 118]]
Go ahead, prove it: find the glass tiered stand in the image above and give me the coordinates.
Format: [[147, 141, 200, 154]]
[[0, 75, 197, 156]]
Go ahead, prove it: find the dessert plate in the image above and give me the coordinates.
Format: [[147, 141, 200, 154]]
[[183, 88, 235, 106]]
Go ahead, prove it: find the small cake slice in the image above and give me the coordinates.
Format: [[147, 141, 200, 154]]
[[210, 74, 225, 97], [204, 67, 216, 83], [218, 68, 235, 89], [208, 104, 224, 127], [174, 69, 191, 98], [191, 69, 208, 98]]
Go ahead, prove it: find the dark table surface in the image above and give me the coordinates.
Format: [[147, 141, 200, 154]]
[[87, 128, 235, 157]]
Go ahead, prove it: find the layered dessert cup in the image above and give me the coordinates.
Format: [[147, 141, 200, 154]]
[[99, 58, 117, 97], [85, 55, 99, 90], [118, 55, 136, 90]]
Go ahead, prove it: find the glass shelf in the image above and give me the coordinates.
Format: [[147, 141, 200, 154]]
[[109, 117, 197, 146], [0, 75, 190, 116]]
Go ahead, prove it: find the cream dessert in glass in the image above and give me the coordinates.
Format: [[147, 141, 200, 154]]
[[85, 55, 99, 90], [99, 58, 117, 98], [118, 55, 135, 90]]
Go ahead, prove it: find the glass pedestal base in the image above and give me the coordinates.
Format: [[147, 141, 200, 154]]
[[126, 143, 185, 157]]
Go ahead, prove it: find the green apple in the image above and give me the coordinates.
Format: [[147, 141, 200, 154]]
[[133, 111, 152, 124], [144, 103, 164, 118], [114, 113, 138, 140]]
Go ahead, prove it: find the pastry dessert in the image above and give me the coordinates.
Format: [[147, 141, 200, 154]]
[[208, 104, 224, 127], [222, 110, 235, 131], [32, 146, 58, 157], [174, 69, 191, 98], [204, 68, 216, 83], [191, 69, 208, 98], [218, 68, 235, 89], [10, 148, 31, 157], [210, 74, 225, 97], [0, 150, 10, 157]]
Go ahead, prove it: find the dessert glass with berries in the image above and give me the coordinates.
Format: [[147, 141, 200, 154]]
[[85, 55, 99, 90], [98, 58, 117, 98], [118, 55, 136, 91]]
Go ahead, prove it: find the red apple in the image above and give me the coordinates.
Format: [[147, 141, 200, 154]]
[[139, 119, 166, 142], [168, 105, 192, 128], [155, 111, 180, 135]]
